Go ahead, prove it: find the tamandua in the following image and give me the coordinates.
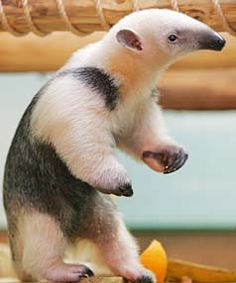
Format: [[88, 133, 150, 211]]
[[3, 8, 225, 283]]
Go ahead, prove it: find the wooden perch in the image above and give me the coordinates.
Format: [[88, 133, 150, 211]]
[[0, 0, 236, 35], [80, 277, 124, 283], [0, 32, 105, 72], [159, 68, 236, 110], [168, 258, 236, 282]]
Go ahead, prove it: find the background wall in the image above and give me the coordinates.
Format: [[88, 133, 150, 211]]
[[1, 73, 236, 230]]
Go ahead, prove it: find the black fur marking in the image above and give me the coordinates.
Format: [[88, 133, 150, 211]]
[[3, 81, 119, 243], [75, 67, 119, 110], [66, 67, 119, 111]]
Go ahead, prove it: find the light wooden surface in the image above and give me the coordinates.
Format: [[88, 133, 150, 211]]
[[0, 276, 124, 283], [1, 0, 236, 34], [0, 32, 105, 72], [80, 277, 124, 283], [159, 68, 236, 110], [168, 259, 236, 282]]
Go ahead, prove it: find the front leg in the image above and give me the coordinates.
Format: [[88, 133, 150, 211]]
[[49, 112, 133, 197], [30, 75, 133, 197], [122, 101, 188, 174], [31, 79, 133, 197]]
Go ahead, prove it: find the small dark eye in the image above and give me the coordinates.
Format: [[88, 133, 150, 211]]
[[168, 34, 178, 42]]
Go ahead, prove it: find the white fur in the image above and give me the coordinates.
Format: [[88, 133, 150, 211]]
[[30, 7, 217, 218], [65, 240, 112, 275], [16, 212, 147, 281], [94, 215, 148, 281], [31, 76, 130, 189], [18, 212, 67, 280]]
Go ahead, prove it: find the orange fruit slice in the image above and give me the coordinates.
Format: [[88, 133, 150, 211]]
[[140, 240, 168, 283]]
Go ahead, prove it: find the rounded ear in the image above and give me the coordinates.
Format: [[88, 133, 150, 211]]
[[116, 29, 143, 52]]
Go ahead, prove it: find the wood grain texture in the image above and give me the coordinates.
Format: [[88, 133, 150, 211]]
[[168, 258, 236, 282], [0, 32, 105, 72], [159, 68, 236, 110], [0, 0, 236, 34]]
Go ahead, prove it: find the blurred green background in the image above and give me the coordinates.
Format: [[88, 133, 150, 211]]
[[1, 73, 236, 230]]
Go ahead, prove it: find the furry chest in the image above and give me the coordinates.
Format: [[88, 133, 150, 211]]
[[109, 99, 142, 140]]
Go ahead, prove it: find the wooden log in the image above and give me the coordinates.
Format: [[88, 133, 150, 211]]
[[0, 32, 235, 72], [0, 32, 105, 72], [168, 258, 236, 282], [81, 277, 124, 283], [0, 0, 236, 35], [159, 68, 236, 110]]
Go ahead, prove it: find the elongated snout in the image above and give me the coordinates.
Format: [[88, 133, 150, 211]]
[[199, 32, 226, 51]]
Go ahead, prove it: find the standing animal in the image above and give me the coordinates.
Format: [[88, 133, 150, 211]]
[[3, 9, 225, 282]]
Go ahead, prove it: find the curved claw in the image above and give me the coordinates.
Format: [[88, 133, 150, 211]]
[[143, 146, 188, 174], [164, 152, 188, 174]]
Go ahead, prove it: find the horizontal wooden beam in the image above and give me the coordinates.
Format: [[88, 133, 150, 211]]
[[159, 69, 236, 110], [1, 0, 236, 35], [168, 258, 236, 282], [0, 32, 235, 72], [0, 32, 105, 72]]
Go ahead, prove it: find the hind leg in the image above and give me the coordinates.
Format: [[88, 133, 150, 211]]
[[94, 215, 155, 283], [16, 212, 94, 282]]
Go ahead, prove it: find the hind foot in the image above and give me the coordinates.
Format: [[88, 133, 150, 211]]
[[136, 271, 156, 283], [44, 262, 94, 282], [115, 265, 155, 283]]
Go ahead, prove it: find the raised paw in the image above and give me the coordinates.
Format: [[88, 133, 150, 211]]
[[44, 263, 94, 282], [142, 145, 188, 174]]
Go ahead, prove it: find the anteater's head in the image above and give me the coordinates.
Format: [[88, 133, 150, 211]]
[[104, 9, 225, 68]]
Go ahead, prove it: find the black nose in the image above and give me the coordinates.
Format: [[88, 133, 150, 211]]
[[199, 33, 226, 51], [213, 34, 226, 50]]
